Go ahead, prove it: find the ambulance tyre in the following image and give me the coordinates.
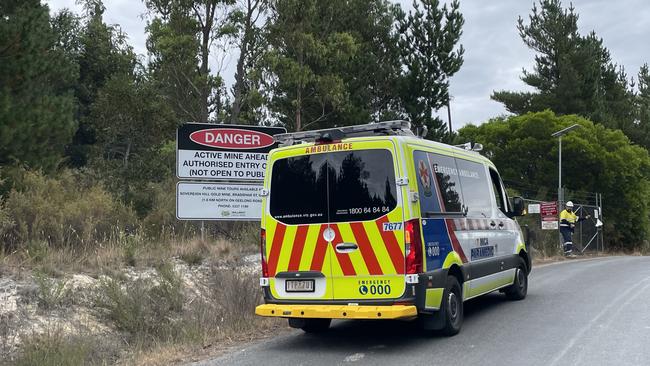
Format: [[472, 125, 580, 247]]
[[504, 260, 528, 301], [440, 276, 463, 336], [288, 318, 331, 333]]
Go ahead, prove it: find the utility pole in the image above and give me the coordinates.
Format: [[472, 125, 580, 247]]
[[446, 96, 452, 141], [551, 124, 581, 252]]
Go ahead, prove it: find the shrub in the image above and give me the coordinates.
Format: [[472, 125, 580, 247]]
[[179, 269, 266, 344], [13, 333, 92, 366], [95, 262, 184, 344], [2, 169, 137, 250], [33, 271, 69, 310], [12, 331, 117, 366], [0, 200, 13, 244]]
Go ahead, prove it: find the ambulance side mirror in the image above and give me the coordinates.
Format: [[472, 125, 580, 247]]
[[511, 196, 525, 217]]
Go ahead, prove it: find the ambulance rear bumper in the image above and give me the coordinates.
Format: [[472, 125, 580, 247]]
[[255, 304, 418, 320]]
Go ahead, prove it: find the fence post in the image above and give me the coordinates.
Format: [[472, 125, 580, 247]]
[[600, 193, 604, 253], [596, 193, 600, 253]]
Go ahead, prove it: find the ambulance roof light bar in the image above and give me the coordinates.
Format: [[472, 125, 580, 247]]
[[274, 120, 413, 145]]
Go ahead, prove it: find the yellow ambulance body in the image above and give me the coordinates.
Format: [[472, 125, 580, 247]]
[[255, 121, 529, 335]]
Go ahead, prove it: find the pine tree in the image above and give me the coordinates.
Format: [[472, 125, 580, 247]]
[[492, 0, 635, 138], [635, 64, 650, 147], [0, 0, 78, 171], [264, 0, 358, 131], [146, 0, 233, 123], [66, 0, 136, 167], [398, 0, 464, 141], [229, 0, 267, 124]]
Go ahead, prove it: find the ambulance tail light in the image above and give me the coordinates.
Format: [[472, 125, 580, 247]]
[[260, 229, 269, 277], [405, 219, 423, 274]]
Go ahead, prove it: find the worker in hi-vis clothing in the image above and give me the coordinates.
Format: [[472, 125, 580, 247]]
[[559, 201, 590, 256]]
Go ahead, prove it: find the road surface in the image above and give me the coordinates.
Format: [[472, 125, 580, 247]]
[[198, 256, 650, 366]]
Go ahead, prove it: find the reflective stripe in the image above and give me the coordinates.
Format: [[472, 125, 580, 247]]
[[309, 224, 329, 271], [267, 222, 286, 277], [287, 225, 309, 271], [446, 219, 468, 263], [330, 224, 356, 276], [350, 222, 383, 275], [375, 216, 405, 274]]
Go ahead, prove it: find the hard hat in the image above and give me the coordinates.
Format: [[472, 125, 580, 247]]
[[566, 201, 574, 208]]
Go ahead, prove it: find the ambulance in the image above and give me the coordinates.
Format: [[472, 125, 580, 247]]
[[255, 121, 530, 335]]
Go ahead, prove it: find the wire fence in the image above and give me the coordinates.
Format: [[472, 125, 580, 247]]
[[513, 190, 603, 257]]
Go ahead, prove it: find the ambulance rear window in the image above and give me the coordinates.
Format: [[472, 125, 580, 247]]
[[269, 149, 397, 225]]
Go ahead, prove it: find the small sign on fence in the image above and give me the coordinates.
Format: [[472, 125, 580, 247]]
[[540, 201, 558, 230], [527, 203, 540, 214]]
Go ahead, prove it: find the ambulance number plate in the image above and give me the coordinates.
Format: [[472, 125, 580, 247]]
[[285, 279, 315, 293]]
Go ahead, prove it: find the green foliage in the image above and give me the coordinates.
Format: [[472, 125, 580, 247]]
[[145, 0, 232, 123], [33, 271, 69, 309], [635, 64, 650, 145], [179, 251, 204, 266], [14, 333, 93, 366], [145, 2, 206, 123], [491, 0, 637, 144], [320, 0, 405, 127], [0, 0, 78, 172], [120, 232, 144, 267], [0, 199, 13, 243], [264, 0, 359, 131], [66, 0, 137, 167], [89, 74, 176, 208], [228, 0, 269, 124], [398, 0, 464, 141], [24, 240, 50, 263], [457, 111, 650, 249], [2, 170, 137, 250]]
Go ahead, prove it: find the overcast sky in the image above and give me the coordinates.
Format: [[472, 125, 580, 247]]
[[46, 0, 650, 130]]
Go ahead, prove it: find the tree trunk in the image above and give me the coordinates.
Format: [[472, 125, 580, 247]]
[[199, 3, 215, 123], [296, 45, 303, 132], [230, 0, 255, 124], [296, 86, 302, 132], [123, 139, 131, 169]]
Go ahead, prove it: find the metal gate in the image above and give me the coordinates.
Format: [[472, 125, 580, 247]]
[[518, 196, 603, 257]]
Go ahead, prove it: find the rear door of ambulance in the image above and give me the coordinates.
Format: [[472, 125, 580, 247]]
[[264, 139, 407, 302], [264, 148, 334, 301]]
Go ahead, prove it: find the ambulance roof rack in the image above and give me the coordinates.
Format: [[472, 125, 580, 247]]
[[454, 142, 484, 152], [274, 120, 414, 145]]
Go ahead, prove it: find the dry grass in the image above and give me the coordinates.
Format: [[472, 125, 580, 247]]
[[91, 261, 284, 365], [0, 230, 254, 280], [2, 225, 278, 365], [9, 329, 121, 366]]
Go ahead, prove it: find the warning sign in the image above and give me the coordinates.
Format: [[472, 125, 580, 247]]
[[176, 182, 263, 221], [540, 201, 559, 230], [177, 123, 286, 181]]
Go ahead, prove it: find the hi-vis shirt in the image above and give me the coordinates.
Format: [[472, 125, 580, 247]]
[[559, 209, 578, 227]]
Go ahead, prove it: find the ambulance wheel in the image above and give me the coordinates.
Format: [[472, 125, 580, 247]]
[[440, 276, 463, 336], [504, 261, 528, 301], [288, 318, 331, 333]]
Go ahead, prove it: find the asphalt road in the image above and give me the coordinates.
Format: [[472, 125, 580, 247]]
[[198, 256, 650, 366]]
